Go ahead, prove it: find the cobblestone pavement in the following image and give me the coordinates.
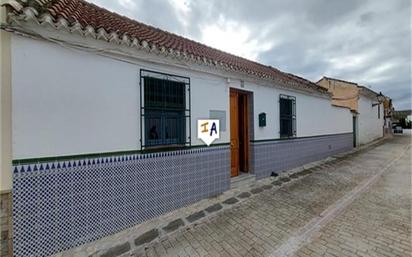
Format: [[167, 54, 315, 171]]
[[130, 135, 411, 257]]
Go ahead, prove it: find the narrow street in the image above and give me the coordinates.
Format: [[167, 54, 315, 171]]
[[132, 134, 411, 257]]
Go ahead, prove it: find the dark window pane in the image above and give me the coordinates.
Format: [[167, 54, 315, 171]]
[[143, 76, 187, 146], [164, 112, 185, 144], [145, 111, 162, 146], [279, 96, 296, 137], [280, 98, 293, 116], [280, 118, 292, 137]]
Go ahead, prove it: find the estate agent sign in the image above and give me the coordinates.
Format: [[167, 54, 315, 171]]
[[197, 119, 220, 146]]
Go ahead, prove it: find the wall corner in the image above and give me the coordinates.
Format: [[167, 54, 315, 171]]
[[0, 190, 12, 257], [1, 3, 13, 256], [0, 0, 13, 192]]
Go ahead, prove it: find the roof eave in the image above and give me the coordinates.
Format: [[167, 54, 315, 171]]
[[2, 4, 330, 97]]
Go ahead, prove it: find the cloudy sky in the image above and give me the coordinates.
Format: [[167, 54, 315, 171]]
[[90, 0, 411, 110]]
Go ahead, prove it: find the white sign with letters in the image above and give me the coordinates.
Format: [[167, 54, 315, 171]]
[[197, 119, 219, 146]]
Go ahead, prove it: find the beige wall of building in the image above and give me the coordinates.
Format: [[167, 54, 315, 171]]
[[1, 1, 13, 192], [317, 77, 359, 112]]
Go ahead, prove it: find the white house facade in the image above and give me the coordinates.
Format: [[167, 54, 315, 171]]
[[0, 1, 357, 257], [12, 36, 353, 160], [357, 87, 385, 145]]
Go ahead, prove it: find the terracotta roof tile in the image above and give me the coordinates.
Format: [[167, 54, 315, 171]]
[[7, 0, 327, 93]]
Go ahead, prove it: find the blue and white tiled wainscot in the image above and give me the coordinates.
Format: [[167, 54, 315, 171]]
[[12, 145, 230, 257], [250, 133, 354, 179]]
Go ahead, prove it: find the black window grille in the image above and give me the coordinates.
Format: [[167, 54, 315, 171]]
[[140, 70, 190, 149], [279, 94, 296, 138]]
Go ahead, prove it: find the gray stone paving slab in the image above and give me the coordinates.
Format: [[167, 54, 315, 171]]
[[162, 219, 185, 233], [222, 197, 239, 205], [280, 177, 291, 182], [237, 192, 251, 199], [262, 185, 273, 190], [250, 187, 264, 194], [272, 180, 282, 186], [289, 173, 300, 179], [100, 242, 130, 257], [186, 211, 206, 223], [204, 203, 223, 213], [134, 229, 159, 246]]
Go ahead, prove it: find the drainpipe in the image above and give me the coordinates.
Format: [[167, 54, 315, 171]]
[[0, 1, 13, 256]]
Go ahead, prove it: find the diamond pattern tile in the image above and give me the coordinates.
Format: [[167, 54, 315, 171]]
[[251, 133, 353, 179], [12, 146, 230, 257]]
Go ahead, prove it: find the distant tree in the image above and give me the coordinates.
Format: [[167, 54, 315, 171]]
[[399, 119, 406, 128], [399, 118, 412, 128]]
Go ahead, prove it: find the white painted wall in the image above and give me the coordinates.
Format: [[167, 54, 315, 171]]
[[229, 82, 353, 140], [12, 36, 140, 159], [358, 95, 384, 145], [11, 35, 353, 159], [11, 36, 230, 159]]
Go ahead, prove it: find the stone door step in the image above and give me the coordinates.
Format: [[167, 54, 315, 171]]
[[230, 173, 256, 189]]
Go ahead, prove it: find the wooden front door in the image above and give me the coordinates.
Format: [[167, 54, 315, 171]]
[[230, 90, 239, 177], [230, 89, 249, 177]]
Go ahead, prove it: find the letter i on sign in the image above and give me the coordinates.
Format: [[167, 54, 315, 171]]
[[198, 119, 220, 146]]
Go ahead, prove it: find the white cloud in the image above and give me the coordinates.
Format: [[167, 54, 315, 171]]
[[360, 62, 398, 84], [201, 17, 274, 61], [118, 0, 137, 10], [167, 0, 191, 33], [168, 0, 190, 13], [328, 53, 371, 70]]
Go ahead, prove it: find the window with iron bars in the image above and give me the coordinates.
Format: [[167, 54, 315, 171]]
[[279, 94, 296, 138], [140, 70, 191, 149]]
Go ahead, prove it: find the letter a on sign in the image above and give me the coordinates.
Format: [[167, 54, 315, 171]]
[[198, 119, 220, 146]]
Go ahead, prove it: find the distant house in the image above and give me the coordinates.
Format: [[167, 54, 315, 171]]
[[1, 1, 356, 256], [317, 77, 385, 146], [383, 97, 394, 134]]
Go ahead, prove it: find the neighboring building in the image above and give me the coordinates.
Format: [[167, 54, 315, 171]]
[[383, 97, 394, 135], [317, 76, 359, 112], [317, 77, 385, 146], [357, 86, 385, 144], [1, 1, 354, 256]]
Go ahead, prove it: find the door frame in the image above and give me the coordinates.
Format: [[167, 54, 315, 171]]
[[352, 115, 357, 147], [229, 88, 250, 177]]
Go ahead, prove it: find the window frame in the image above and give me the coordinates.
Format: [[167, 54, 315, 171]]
[[279, 94, 296, 138], [140, 69, 191, 150]]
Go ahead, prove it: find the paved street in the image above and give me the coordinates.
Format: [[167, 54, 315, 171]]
[[131, 134, 411, 257]]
